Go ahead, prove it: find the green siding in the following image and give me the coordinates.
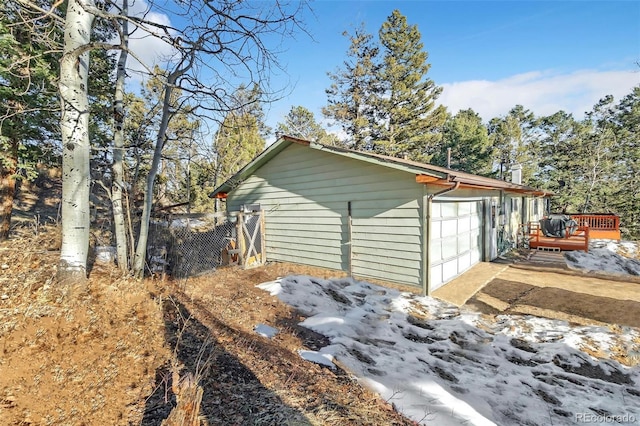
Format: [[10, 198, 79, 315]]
[[227, 143, 424, 287]]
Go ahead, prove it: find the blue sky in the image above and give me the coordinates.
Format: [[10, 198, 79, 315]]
[[262, 0, 639, 140], [129, 1, 640, 142]]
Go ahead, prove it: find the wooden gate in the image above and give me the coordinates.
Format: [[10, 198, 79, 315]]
[[235, 210, 266, 269]]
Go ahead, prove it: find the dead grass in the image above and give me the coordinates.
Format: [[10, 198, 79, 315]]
[[1, 227, 414, 425], [155, 265, 415, 425], [0, 226, 170, 425]]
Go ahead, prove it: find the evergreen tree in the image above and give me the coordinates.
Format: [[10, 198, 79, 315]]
[[213, 85, 269, 188], [488, 105, 538, 183], [232, 84, 272, 141], [605, 87, 640, 237], [432, 109, 494, 176], [323, 25, 379, 150], [533, 111, 590, 212], [87, 20, 118, 183], [0, 0, 61, 239], [214, 114, 265, 187], [276, 106, 338, 145], [580, 95, 621, 214], [373, 9, 446, 162], [188, 159, 218, 212]]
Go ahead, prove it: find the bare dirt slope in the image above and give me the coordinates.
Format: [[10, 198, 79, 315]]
[[0, 228, 169, 425], [0, 227, 414, 425], [143, 264, 414, 425], [2, 171, 413, 425]]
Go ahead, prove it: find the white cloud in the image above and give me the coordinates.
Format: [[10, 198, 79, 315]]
[[114, 0, 175, 78], [439, 69, 640, 121]]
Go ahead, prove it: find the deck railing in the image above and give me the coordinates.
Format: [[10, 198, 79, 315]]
[[569, 214, 619, 230], [569, 214, 621, 240]]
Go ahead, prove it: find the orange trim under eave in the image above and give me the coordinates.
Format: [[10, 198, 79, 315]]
[[215, 193, 228, 199], [416, 174, 447, 184], [416, 176, 547, 195]]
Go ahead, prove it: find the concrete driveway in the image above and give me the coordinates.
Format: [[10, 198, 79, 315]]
[[433, 251, 640, 328]]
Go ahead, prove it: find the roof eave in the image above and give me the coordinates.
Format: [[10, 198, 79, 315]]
[[310, 142, 448, 180], [209, 136, 309, 198]]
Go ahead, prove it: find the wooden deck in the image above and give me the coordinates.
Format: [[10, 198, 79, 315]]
[[526, 214, 621, 253], [528, 223, 589, 252]]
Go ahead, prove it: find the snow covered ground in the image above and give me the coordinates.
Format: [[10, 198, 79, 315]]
[[566, 240, 640, 276], [257, 241, 640, 426]]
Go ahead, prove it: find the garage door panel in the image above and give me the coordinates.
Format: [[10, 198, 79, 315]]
[[458, 235, 471, 252], [458, 202, 472, 215], [470, 214, 481, 229], [458, 218, 471, 233], [442, 219, 458, 237], [431, 240, 442, 262], [431, 200, 484, 290], [441, 203, 457, 218], [432, 221, 441, 239], [471, 229, 481, 247], [442, 259, 458, 281], [458, 252, 471, 271], [442, 237, 458, 258], [431, 264, 443, 287], [431, 202, 441, 218]]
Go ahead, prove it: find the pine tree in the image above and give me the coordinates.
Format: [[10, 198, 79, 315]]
[[602, 87, 640, 236], [0, 0, 61, 239], [488, 105, 538, 183], [580, 96, 621, 214], [213, 85, 269, 188], [323, 25, 379, 150], [432, 109, 494, 176], [534, 111, 590, 212], [373, 9, 446, 161], [276, 106, 338, 145]]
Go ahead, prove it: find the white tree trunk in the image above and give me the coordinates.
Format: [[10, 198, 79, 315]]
[[112, 0, 129, 272], [132, 49, 195, 278], [132, 82, 175, 278], [58, 0, 95, 283]]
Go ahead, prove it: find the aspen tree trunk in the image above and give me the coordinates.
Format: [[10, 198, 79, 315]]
[[112, 0, 129, 272], [57, 0, 94, 283], [132, 80, 176, 278], [132, 45, 196, 279]]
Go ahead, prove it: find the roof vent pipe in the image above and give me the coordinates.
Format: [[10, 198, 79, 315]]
[[511, 164, 522, 185]]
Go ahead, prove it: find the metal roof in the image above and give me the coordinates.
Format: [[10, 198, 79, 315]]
[[210, 135, 551, 198]]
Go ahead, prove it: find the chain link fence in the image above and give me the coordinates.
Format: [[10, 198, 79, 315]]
[[147, 210, 265, 279]]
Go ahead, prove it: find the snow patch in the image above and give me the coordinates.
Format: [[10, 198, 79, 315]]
[[298, 350, 335, 369], [254, 324, 278, 339]]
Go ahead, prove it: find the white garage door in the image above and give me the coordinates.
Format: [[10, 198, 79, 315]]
[[430, 200, 483, 291]]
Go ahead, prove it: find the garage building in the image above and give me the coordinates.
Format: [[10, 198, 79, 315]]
[[212, 136, 548, 294]]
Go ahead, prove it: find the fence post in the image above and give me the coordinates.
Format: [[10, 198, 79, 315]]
[[260, 211, 266, 265], [348, 201, 353, 277], [237, 212, 245, 268]]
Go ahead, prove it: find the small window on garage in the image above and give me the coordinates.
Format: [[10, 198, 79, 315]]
[[511, 198, 518, 212]]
